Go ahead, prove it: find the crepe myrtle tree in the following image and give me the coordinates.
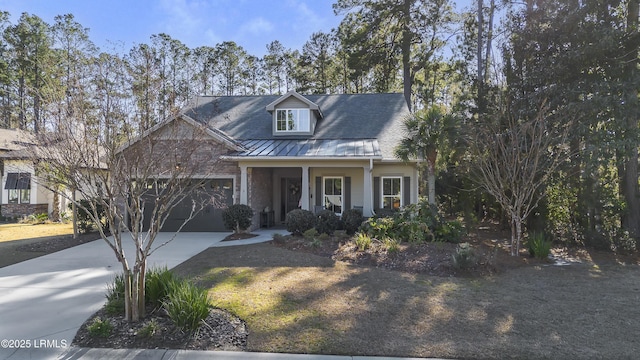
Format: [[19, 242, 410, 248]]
[[33, 114, 224, 322], [468, 101, 571, 256]]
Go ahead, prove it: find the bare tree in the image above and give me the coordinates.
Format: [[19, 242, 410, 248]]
[[469, 102, 570, 256], [30, 55, 225, 321]]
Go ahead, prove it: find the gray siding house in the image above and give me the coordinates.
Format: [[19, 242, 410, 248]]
[[142, 91, 419, 231]]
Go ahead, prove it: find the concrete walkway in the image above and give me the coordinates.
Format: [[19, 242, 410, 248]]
[[0, 229, 281, 360]]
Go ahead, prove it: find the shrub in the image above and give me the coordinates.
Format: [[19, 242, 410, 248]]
[[315, 210, 340, 235], [528, 232, 552, 259], [303, 228, 319, 241], [285, 209, 316, 235], [87, 317, 113, 338], [105, 274, 126, 316], [384, 238, 400, 253], [146, 266, 178, 311], [272, 233, 286, 243], [452, 242, 476, 269], [69, 199, 106, 234], [342, 208, 364, 235], [435, 220, 466, 243], [360, 216, 396, 239], [163, 281, 210, 332], [354, 232, 372, 251], [222, 204, 254, 233], [318, 233, 330, 241], [138, 319, 160, 338], [21, 213, 49, 224]]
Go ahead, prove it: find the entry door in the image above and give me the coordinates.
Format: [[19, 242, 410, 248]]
[[281, 178, 302, 220]]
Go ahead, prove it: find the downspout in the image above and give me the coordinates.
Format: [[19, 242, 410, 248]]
[[369, 158, 375, 216]]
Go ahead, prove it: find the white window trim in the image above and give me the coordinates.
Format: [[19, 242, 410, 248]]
[[381, 176, 403, 210], [323, 176, 344, 215], [275, 109, 310, 133]]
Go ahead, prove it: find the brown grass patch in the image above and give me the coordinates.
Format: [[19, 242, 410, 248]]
[[0, 222, 74, 242], [173, 243, 640, 359]]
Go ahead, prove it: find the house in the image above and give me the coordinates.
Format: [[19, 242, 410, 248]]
[[141, 91, 419, 231], [0, 128, 69, 219]]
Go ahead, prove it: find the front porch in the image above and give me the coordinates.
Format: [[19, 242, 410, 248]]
[[238, 159, 417, 230]]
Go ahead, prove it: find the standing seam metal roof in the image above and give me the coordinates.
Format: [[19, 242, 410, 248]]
[[229, 139, 382, 158]]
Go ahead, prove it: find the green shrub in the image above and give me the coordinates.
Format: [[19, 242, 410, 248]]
[[146, 266, 178, 311], [69, 199, 107, 234], [360, 216, 396, 239], [21, 213, 49, 224], [310, 238, 322, 248], [452, 242, 476, 269], [435, 220, 466, 243], [285, 209, 316, 235], [272, 233, 286, 243], [384, 238, 400, 253], [222, 204, 254, 233], [163, 281, 210, 332], [303, 228, 319, 241], [138, 319, 160, 338], [318, 233, 330, 241], [105, 274, 126, 316], [315, 209, 340, 235], [342, 208, 364, 235], [354, 232, 372, 251], [87, 317, 113, 338], [528, 232, 552, 259]]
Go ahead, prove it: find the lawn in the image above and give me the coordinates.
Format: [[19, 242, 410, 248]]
[[0, 222, 74, 242], [173, 243, 640, 359]]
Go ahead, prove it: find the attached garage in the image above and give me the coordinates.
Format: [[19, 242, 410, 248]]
[[141, 178, 234, 232]]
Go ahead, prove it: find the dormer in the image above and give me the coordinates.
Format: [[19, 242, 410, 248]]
[[266, 91, 323, 136]]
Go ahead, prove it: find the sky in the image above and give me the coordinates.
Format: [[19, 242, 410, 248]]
[[1, 0, 348, 57]]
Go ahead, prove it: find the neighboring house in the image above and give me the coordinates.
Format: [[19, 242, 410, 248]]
[[136, 91, 419, 231], [0, 128, 68, 219]]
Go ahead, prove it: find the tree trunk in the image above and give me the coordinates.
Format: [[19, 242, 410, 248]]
[[622, 0, 640, 240], [427, 163, 436, 205], [402, 0, 413, 112], [52, 191, 60, 222], [476, 0, 485, 114], [72, 188, 78, 239]]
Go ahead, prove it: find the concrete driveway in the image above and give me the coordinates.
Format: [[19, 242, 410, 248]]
[[0, 230, 279, 360]]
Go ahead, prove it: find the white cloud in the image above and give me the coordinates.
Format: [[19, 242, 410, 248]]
[[239, 17, 274, 36]]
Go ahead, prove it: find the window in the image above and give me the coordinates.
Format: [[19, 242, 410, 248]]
[[276, 109, 310, 132], [4, 172, 31, 204], [381, 177, 402, 210], [323, 176, 343, 214]]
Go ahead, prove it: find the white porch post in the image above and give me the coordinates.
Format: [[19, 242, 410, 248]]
[[301, 165, 310, 211], [240, 165, 248, 205], [363, 163, 373, 217]]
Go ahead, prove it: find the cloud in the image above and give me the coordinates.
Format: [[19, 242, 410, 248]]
[[239, 17, 274, 36]]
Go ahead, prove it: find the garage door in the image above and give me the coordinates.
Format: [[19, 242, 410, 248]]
[[141, 179, 234, 232]]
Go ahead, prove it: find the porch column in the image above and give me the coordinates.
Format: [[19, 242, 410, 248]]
[[240, 165, 248, 205], [301, 165, 310, 211], [363, 164, 373, 216]]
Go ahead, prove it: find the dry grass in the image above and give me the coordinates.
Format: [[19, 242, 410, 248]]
[[0, 222, 74, 243], [173, 243, 640, 359]]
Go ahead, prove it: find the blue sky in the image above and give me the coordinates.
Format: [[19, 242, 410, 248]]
[[2, 0, 346, 56]]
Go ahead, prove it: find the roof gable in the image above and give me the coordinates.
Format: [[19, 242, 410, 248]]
[[266, 91, 320, 112]]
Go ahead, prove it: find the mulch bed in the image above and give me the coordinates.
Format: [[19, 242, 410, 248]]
[[73, 307, 248, 351], [222, 233, 259, 241]]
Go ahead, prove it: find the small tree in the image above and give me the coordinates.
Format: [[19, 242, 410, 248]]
[[395, 107, 457, 205], [222, 204, 254, 233], [468, 102, 570, 256]]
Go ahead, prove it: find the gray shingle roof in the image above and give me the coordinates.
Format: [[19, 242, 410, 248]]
[[183, 93, 410, 159]]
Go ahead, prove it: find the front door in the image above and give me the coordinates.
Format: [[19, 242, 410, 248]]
[[281, 178, 302, 221]]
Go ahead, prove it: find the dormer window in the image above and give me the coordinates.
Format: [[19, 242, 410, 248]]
[[276, 109, 310, 132]]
